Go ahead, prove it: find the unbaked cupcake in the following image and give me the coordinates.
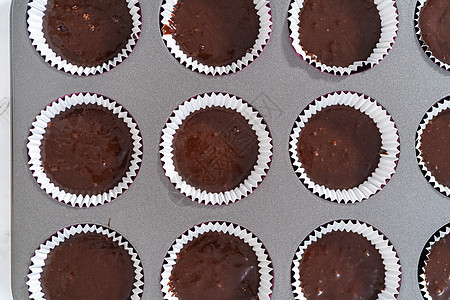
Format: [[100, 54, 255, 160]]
[[161, 221, 273, 299], [415, 0, 450, 71], [292, 220, 401, 299], [160, 92, 272, 205], [27, 93, 143, 207], [418, 223, 450, 299], [289, 91, 399, 203], [27, 224, 144, 299], [160, 0, 272, 75], [416, 96, 450, 197], [27, 0, 142, 75], [288, 0, 398, 75]]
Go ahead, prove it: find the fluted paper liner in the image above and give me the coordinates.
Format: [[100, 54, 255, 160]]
[[159, 0, 272, 76], [418, 223, 450, 299], [161, 221, 274, 299], [27, 93, 143, 207], [292, 219, 402, 299], [27, 224, 144, 299], [415, 0, 450, 71], [287, 0, 398, 75], [27, 0, 142, 76], [289, 91, 400, 203], [160, 92, 272, 205], [415, 96, 450, 197]]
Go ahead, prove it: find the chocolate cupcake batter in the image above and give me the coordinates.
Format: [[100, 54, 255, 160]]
[[169, 231, 260, 300], [172, 107, 259, 193], [299, 231, 385, 299], [420, 108, 450, 188], [41, 103, 133, 196], [43, 0, 133, 67], [297, 105, 382, 190], [299, 0, 381, 67], [40, 232, 135, 300], [419, 0, 450, 65], [162, 0, 260, 67], [425, 234, 450, 299]]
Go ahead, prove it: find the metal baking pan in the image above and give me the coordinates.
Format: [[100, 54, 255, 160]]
[[11, 0, 449, 298]]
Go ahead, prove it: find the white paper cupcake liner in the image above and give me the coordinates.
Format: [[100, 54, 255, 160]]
[[27, 0, 142, 76], [159, 0, 272, 76], [415, 96, 450, 197], [287, 0, 398, 75], [161, 221, 274, 299], [160, 92, 273, 205], [27, 224, 145, 300], [289, 91, 400, 203], [292, 219, 402, 299], [418, 223, 450, 299], [415, 0, 450, 72], [27, 93, 143, 207]]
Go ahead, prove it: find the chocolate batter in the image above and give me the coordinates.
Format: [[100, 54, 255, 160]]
[[41, 103, 133, 196], [420, 108, 450, 187], [172, 107, 259, 193], [40, 232, 135, 300], [169, 231, 260, 300], [297, 105, 382, 190], [425, 235, 450, 299], [299, 0, 381, 67], [43, 0, 133, 67], [299, 231, 385, 299], [162, 0, 260, 67], [419, 0, 450, 65]]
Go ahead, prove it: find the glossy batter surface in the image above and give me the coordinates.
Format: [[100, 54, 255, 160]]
[[420, 108, 450, 187], [299, 0, 381, 67], [173, 107, 258, 193], [41, 103, 133, 196], [41, 232, 135, 300], [169, 231, 260, 300], [43, 0, 133, 67], [299, 231, 385, 299], [419, 0, 450, 64], [425, 235, 450, 299], [297, 105, 382, 190], [163, 0, 260, 66]]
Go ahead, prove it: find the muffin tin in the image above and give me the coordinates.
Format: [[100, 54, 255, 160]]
[[11, 0, 449, 299]]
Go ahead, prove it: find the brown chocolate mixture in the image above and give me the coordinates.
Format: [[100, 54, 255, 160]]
[[162, 0, 260, 67], [172, 107, 258, 193], [41, 232, 135, 300], [297, 105, 382, 190], [419, 0, 450, 65], [41, 103, 133, 196], [169, 231, 260, 300], [299, 0, 381, 67], [43, 0, 133, 67], [420, 108, 450, 187], [299, 231, 385, 300], [425, 235, 450, 299]]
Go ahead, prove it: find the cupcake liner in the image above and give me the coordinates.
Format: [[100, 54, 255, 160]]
[[415, 96, 450, 197], [289, 91, 400, 203], [415, 0, 450, 71], [292, 219, 402, 299], [27, 0, 142, 76], [159, 0, 272, 76], [287, 0, 398, 75], [418, 223, 450, 299], [27, 92, 143, 207], [27, 223, 145, 300], [161, 221, 274, 299], [160, 92, 272, 205]]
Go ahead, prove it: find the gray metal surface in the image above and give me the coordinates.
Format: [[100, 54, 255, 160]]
[[11, 0, 449, 299]]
